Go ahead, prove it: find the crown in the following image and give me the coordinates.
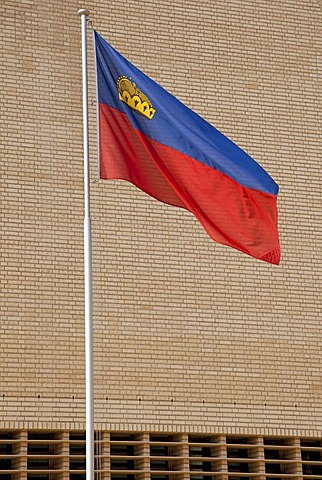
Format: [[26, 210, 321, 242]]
[[117, 76, 156, 120]]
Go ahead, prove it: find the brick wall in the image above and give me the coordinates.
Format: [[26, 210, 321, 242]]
[[0, 0, 321, 436]]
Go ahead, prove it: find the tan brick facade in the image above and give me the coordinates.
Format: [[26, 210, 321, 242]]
[[1, 0, 321, 444]]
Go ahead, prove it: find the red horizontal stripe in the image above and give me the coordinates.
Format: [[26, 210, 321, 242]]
[[99, 103, 280, 264]]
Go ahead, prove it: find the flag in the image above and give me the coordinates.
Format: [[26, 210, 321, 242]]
[[94, 30, 281, 265]]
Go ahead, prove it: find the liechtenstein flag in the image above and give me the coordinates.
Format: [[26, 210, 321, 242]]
[[94, 30, 281, 264]]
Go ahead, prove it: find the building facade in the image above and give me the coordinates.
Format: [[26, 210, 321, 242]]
[[1, 0, 321, 479]]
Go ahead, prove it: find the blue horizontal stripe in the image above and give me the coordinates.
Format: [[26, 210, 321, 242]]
[[94, 31, 278, 195]]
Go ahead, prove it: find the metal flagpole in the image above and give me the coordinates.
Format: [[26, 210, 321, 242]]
[[77, 9, 94, 480]]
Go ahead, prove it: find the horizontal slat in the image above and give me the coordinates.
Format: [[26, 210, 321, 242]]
[[301, 460, 322, 464], [264, 475, 302, 478], [227, 475, 270, 478], [301, 446, 322, 451], [263, 459, 300, 463], [188, 443, 226, 448], [263, 445, 300, 450]]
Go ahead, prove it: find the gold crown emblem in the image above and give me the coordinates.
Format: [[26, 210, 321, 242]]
[[117, 76, 156, 120]]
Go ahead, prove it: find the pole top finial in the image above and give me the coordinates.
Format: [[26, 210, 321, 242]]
[[77, 8, 90, 16]]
